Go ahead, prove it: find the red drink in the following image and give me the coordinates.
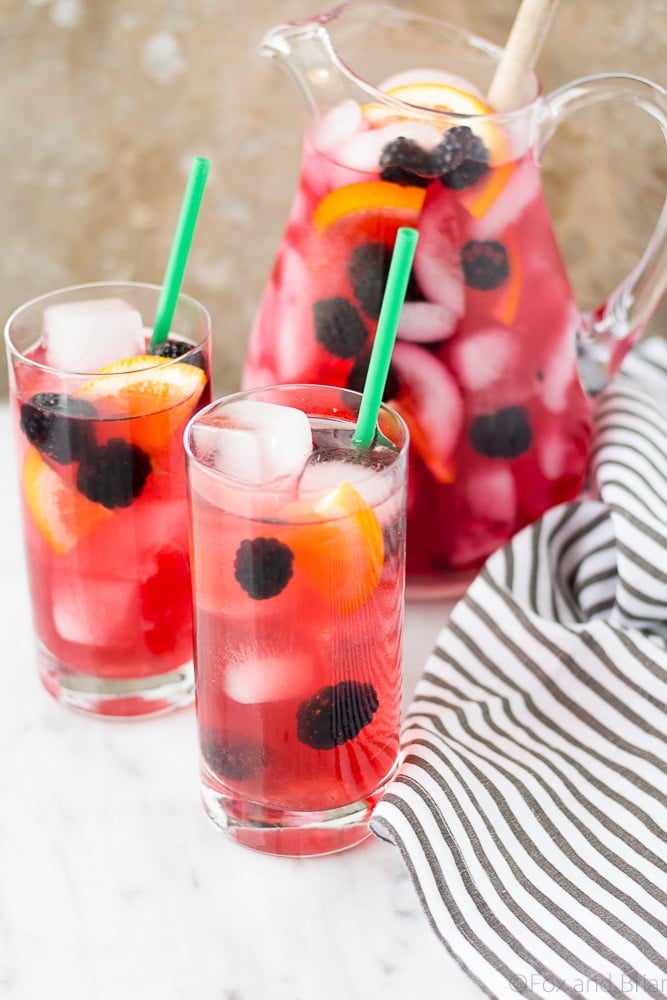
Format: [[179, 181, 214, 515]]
[[186, 385, 408, 856], [243, 76, 593, 592], [6, 284, 212, 716]]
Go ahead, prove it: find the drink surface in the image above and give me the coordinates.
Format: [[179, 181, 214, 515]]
[[188, 414, 405, 815], [243, 75, 594, 586], [12, 334, 211, 683]]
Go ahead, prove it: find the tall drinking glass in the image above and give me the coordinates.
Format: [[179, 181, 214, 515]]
[[185, 384, 408, 856], [5, 282, 212, 717]]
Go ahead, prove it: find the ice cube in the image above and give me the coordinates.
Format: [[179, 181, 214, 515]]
[[536, 426, 572, 480], [447, 326, 515, 391], [335, 120, 442, 173], [469, 156, 541, 241], [538, 305, 580, 415], [53, 575, 138, 646], [43, 298, 145, 372], [535, 416, 588, 482], [225, 651, 318, 704], [189, 421, 221, 466], [300, 448, 395, 503], [391, 342, 463, 480], [300, 446, 402, 532], [199, 399, 313, 486], [413, 186, 465, 318], [397, 301, 458, 342], [272, 247, 317, 382], [464, 461, 516, 522], [314, 99, 365, 152]]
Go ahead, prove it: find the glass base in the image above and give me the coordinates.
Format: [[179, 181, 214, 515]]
[[37, 642, 195, 719], [201, 765, 398, 857]]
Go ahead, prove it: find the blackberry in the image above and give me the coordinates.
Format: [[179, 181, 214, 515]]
[[313, 297, 368, 359], [149, 338, 206, 370], [461, 240, 509, 290], [234, 537, 294, 600], [346, 355, 400, 401], [379, 137, 433, 187], [20, 392, 97, 465], [347, 241, 423, 320], [469, 406, 532, 459], [201, 732, 265, 782], [296, 680, 379, 750], [347, 242, 390, 319], [431, 126, 490, 190], [76, 438, 152, 508]]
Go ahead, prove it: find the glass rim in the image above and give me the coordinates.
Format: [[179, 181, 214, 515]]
[[4, 280, 212, 377], [184, 382, 410, 497]]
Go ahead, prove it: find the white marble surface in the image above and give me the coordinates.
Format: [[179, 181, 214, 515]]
[[0, 402, 486, 1000]]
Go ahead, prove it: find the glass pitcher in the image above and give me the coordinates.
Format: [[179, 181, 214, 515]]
[[242, 3, 667, 597]]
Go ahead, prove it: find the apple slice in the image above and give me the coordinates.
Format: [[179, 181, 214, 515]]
[[413, 184, 465, 320], [390, 342, 463, 483]]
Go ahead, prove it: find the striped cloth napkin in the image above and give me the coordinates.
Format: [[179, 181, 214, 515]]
[[371, 338, 667, 1000]]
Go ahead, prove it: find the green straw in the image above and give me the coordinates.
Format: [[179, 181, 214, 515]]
[[149, 156, 211, 349], [352, 226, 419, 449]]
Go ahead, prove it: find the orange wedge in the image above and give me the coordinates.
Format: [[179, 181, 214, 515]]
[[79, 355, 206, 453], [313, 180, 426, 233], [461, 161, 514, 219], [287, 481, 384, 614], [22, 446, 113, 555]]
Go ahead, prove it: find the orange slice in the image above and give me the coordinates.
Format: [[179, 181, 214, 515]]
[[287, 481, 385, 614], [79, 355, 206, 453], [461, 161, 514, 219], [22, 446, 113, 554], [313, 180, 426, 233], [364, 82, 494, 124]]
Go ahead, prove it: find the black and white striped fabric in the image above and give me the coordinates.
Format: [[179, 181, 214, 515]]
[[371, 339, 667, 1000]]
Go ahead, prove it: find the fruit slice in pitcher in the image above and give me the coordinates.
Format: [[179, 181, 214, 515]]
[[390, 343, 463, 484], [364, 81, 492, 126], [313, 180, 426, 234], [412, 184, 465, 322]]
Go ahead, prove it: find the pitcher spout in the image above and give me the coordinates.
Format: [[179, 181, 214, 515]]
[[259, 8, 362, 116]]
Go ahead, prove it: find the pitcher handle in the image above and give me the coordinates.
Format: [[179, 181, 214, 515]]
[[538, 74, 667, 394]]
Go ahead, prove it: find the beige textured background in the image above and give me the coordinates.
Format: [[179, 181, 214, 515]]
[[2, 0, 666, 398]]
